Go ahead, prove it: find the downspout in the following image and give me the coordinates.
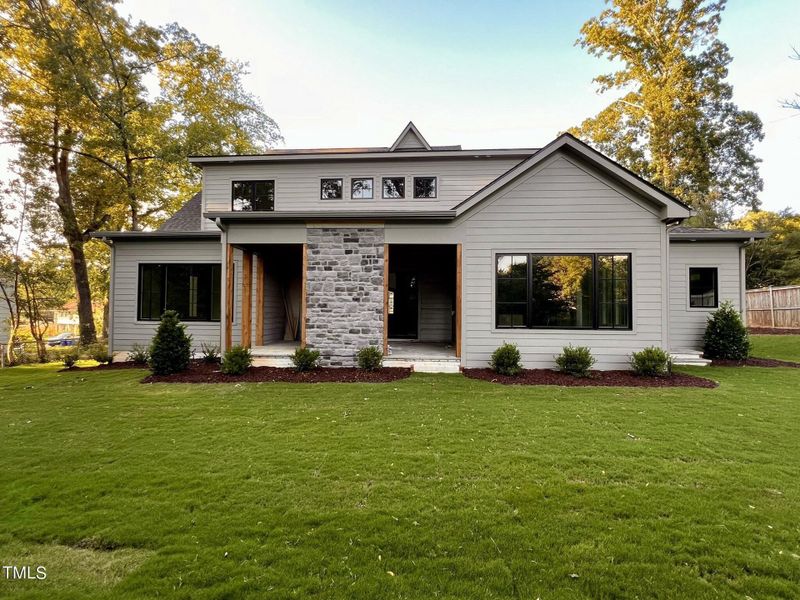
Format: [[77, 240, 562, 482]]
[[216, 218, 229, 351]]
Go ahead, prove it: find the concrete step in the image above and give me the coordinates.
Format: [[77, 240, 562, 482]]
[[383, 357, 461, 373], [671, 352, 712, 367]]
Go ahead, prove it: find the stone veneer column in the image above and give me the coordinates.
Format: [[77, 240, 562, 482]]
[[305, 227, 385, 366]]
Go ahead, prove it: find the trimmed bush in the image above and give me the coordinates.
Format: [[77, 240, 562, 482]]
[[127, 344, 150, 365], [702, 300, 750, 360], [221, 345, 252, 375], [201, 343, 221, 364], [490, 342, 522, 376], [630, 346, 672, 377], [555, 345, 595, 377], [88, 344, 113, 365], [62, 349, 80, 369], [148, 310, 192, 375], [356, 346, 383, 371], [291, 347, 321, 372]]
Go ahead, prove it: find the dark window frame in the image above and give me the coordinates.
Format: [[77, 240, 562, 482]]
[[137, 263, 222, 322], [382, 176, 406, 199], [495, 252, 633, 331], [413, 176, 438, 199], [688, 267, 719, 308], [350, 177, 374, 199], [320, 177, 343, 200], [231, 180, 275, 212]]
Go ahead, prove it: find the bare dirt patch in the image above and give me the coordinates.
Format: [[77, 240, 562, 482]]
[[60, 362, 145, 372], [710, 357, 800, 368], [463, 368, 717, 388]]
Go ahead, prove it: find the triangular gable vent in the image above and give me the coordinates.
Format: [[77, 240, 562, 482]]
[[390, 121, 431, 151]]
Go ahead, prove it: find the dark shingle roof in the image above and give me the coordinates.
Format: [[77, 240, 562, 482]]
[[668, 226, 769, 240], [159, 192, 202, 232]]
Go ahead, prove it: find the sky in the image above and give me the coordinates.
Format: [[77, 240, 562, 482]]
[[5, 0, 799, 213]]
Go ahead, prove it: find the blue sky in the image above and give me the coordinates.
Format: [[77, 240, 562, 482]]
[[47, 1, 800, 211]]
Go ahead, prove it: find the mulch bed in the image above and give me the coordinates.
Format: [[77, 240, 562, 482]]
[[748, 327, 800, 335], [463, 368, 717, 388], [141, 361, 411, 384], [59, 362, 145, 372], [710, 357, 800, 368]]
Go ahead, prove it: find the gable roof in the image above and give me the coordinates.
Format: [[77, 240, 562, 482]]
[[453, 133, 693, 221], [159, 192, 203, 232], [390, 121, 431, 151]]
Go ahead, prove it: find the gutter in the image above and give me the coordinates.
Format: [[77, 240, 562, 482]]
[[204, 210, 457, 224]]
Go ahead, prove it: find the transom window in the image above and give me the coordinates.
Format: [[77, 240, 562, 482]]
[[496, 253, 631, 329], [413, 176, 437, 198], [351, 177, 374, 199], [139, 264, 221, 322], [382, 177, 405, 199], [689, 267, 718, 308], [320, 178, 343, 199], [232, 180, 274, 211]]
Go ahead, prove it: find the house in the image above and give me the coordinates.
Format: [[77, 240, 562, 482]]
[[93, 123, 767, 371]]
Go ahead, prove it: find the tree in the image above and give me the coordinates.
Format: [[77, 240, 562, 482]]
[[571, 0, 764, 225], [733, 209, 800, 288], [783, 48, 800, 111]]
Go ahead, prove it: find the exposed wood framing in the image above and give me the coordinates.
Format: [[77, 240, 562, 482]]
[[241, 250, 253, 348], [225, 244, 234, 350], [255, 254, 265, 346]]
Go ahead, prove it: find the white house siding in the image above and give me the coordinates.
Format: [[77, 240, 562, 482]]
[[110, 239, 222, 354], [668, 241, 743, 351], [200, 157, 522, 230], [452, 153, 668, 370]]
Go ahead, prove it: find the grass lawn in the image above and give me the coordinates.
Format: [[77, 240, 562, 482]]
[[1, 360, 799, 598], [751, 334, 800, 362]]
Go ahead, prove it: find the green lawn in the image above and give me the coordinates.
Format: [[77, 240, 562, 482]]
[[751, 334, 800, 362], [1, 360, 799, 599]]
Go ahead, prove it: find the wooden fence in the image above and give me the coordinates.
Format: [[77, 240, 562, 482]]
[[746, 285, 800, 329]]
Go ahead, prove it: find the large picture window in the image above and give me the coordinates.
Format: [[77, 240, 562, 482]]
[[138, 264, 221, 321], [689, 267, 718, 308], [232, 180, 274, 211], [495, 253, 632, 330]]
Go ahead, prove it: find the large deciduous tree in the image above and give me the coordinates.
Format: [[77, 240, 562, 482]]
[[734, 210, 800, 289], [571, 0, 763, 225]]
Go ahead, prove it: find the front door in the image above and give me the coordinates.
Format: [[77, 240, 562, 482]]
[[388, 272, 418, 339]]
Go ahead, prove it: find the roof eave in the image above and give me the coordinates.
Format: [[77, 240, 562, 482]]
[[204, 211, 456, 223], [669, 231, 769, 242], [90, 230, 221, 241]]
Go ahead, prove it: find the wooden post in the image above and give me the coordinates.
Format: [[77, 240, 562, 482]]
[[383, 243, 390, 355], [455, 243, 462, 359], [300, 243, 308, 348], [225, 244, 234, 350], [769, 285, 776, 328], [255, 254, 265, 347], [241, 250, 252, 348]]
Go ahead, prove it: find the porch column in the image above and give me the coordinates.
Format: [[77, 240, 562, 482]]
[[241, 249, 253, 348], [224, 244, 234, 350], [383, 243, 390, 355], [255, 254, 265, 346], [455, 243, 462, 359], [300, 243, 308, 348]]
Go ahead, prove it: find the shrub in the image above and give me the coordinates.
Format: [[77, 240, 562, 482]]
[[88, 344, 113, 365], [221, 345, 252, 375], [630, 346, 672, 377], [127, 344, 150, 365], [356, 346, 383, 371], [291, 347, 321, 372], [555, 345, 595, 377], [147, 310, 192, 375], [702, 300, 750, 360], [490, 342, 522, 376], [62, 349, 80, 369], [201, 342, 221, 364]]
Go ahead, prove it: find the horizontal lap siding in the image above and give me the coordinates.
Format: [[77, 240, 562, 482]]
[[201, 157, 521, 229], [111, 240, 222, 353], [456, 155, 666, 370], [668, 242, 742, 351]]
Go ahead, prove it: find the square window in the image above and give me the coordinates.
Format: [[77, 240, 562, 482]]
[[320, 178, 343, 199], [413, 176, 437, 198], [351, 177, 374, 199], [382, 177, 405, 199], [232, 180, 274, 211], [689, 267, 718, 308]]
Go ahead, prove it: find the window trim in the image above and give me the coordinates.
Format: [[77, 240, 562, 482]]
[[350, 176, 374, 199], [493, 251, 633, 331], [137, 262, 222, 323], [231, 180, 275, 212], [320, 177, 344, 200], [412, 176, 438, 199], [687, 265, 719, 310], [381, 176, 406, 199]]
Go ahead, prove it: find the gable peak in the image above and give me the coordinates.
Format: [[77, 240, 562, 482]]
[[390, 121, 431, 151]]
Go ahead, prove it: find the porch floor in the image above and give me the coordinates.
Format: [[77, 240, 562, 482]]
[[251, 341, 299, 356], [387, 340, 456, 358]]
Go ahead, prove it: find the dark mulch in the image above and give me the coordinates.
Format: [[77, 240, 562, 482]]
[[141, 361, 412, 384], [748, 327, 800, 335], [463, 368, 717, 388], [710, 357, 800, 368], [59, 362, 146, 372]]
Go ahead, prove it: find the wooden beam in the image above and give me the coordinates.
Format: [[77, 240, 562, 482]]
[[225, 244, 234, 350], [241, 250, 253, 348], [300, 243, 308, 348], [383, 243, 390, 355], [255, 254, 265, 346], [455, 243, 462, 359]]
